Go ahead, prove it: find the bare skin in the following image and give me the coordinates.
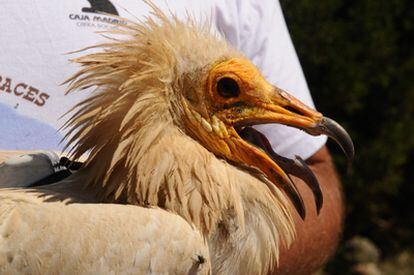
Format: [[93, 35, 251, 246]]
[[275, 145, 344, 274], [0, 146, 343, 274], [0, 151, 27, 161]]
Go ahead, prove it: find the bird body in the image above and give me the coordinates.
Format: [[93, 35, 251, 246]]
[[0, 140, 291, 274], [0, 128, 292, 274], [0, 1, 353, 274], [0, 188, 210, 274]]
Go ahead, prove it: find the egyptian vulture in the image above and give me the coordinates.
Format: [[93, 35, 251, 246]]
[[0, 3, 353, 275]]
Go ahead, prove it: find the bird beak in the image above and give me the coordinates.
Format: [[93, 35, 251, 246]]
[[248, 87, 354, 161], [227, 86, 354, 219]]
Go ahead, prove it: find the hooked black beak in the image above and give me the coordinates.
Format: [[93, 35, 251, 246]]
[[309, 117, 355, 163], [223, 84, 355, 220]]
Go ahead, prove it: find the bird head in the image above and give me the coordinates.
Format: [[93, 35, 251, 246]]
[[64, 3, 353, 221], [173, 57, 353, 219]]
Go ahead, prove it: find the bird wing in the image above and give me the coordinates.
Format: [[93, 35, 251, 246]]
[[0, 188, 210, 274]]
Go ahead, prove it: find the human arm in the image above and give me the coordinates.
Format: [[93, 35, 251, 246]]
[[0, 150, 62, 187], [275, 146, 344, 274]]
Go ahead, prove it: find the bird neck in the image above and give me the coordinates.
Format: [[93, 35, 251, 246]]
[[71, 116, 294, 273]]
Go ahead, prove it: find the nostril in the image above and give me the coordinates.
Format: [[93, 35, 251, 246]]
[[284, 105, 303, 115]]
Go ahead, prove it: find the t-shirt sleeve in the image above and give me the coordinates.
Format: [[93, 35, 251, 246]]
[[236, 0, 327, 159]]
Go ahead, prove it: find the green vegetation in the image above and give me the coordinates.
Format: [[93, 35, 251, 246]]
[[280, 0, 414, 264]]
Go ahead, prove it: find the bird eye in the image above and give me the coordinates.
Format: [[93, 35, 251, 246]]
[[216, 77, 240, 98]]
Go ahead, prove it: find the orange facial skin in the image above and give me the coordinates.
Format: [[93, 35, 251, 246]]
[[180, 58, 329, 217]]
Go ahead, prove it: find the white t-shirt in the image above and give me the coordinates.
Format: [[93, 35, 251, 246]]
[[0, 0, 326, 159]]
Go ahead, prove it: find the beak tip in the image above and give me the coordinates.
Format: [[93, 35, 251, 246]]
[[316, 197, 323, 215], [319, 116, 355, 163], [344, 139, 355, 162], [282, 177, 307, 220], [299, 208, 306, 220]]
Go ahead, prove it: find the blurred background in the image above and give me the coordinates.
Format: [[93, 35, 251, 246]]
[[280, 0, 414, 274]]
